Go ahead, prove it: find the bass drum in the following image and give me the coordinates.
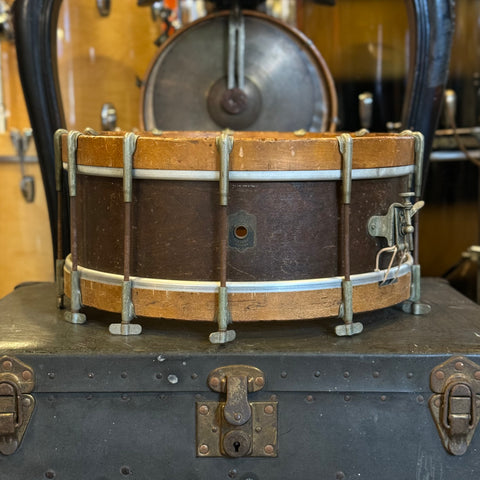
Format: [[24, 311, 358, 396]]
[[56, 0, 165, 131], [141, 10, 337, 132]]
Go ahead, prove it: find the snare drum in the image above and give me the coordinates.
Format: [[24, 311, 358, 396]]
[[61, 130, 420, 335]]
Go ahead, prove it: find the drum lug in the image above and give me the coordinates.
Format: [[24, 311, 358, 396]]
[[197, 365, 277, 458], [0, 356, 35, 456], [429, 356, 480, 456]]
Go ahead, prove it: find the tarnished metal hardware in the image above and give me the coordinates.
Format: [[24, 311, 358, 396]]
[[110, 133, 142, 336], [55, 259, 65, 309], [335, 134, 363, 337], [336, 280, 363, 337], [65, 131, 86, 325], [429, 356, 480, 456], [67, 130, 81, 198], [100, 103, 117, 131], [228, 210, 256, 251], [402, 131, 424, 199], [216, 131, 234, 207], [368, 192, 424, 251], [401, 264, 431, 315], [64, 269, 86, 324], [210, 287, 235, 345], [358, 92, 373, 130], [11, 128, 34, 202], [96, 0, 111, 17], [197, 365, 277, 457], [54, 129, 68, 309], [210, 132, 236, 344], [227, 6, 245, 92], [0, 356, 35, 456]]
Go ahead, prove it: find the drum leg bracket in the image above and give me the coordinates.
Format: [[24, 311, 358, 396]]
[[401, 264, 431, 315], [335, 280, 363, 337]]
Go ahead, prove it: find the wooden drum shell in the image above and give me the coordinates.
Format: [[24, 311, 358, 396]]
[[63, 131, 416, 322]]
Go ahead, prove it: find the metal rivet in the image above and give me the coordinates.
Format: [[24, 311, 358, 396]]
[[228, 469, 238, 478], [373, 371, 380, 378], [234, 413, 242, 421], [264, 405, 274, 415], [121, 394, 129, 401], [22, 370, 32, 381], [212, 426, 218, 433], [48, 372, 56, 380], [344, 395, 351, 402], [264, 444, 274, 455], [191, 373, 198, 380], [475, 371, 480, 381], [86, 394, 93, 400], [270, 395, 278, 401], [155, 373, 163, 380], [455, 361, 465, 371], [380, 395, 387, 401], [167, 374, 178, 384], [2, 360, 12, 371], [306, 395, 314, 403], [210, 376, 220, 388], [87, 372, 95, 379], [314, 370, 321, 377], [44, 470, 56, 479], [407, 372, 414, 379], [343, 371, 350, 378], [255, 426, 262, 433], [121, 371, 128, 379], [336, 472, 345, 480], [120, 466, 132, 476], [280, 371, 287, 378], [254, 376, 265, 387], [434, 398, 441, 407], [22, 397, 31, 407], [199, 405, 209, 415], [435, 370, 445, 380], [417, 395, 425, 404], [157, 355, 166, 362], [199, 444, 209, 455]]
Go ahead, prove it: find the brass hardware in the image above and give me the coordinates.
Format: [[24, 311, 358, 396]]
[[197, 365, 277, 457], [429, 356, 480, 456], [0, 356, 35, 455]]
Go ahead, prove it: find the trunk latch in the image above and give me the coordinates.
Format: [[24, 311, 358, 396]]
[[0, 356, 35, 455], [196, 365, 277, 457], [429, 356, 480, 455]]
